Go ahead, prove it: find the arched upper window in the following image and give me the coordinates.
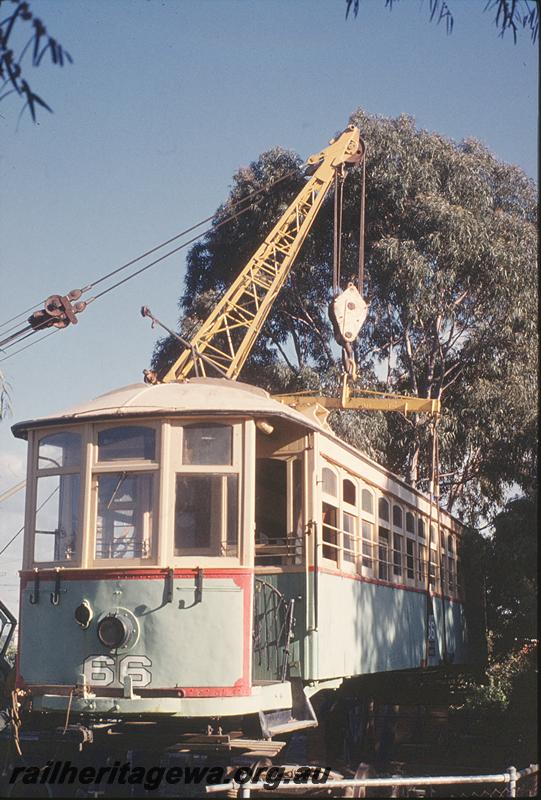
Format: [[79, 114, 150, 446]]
[[98, 426, 155, 461], [183, 423, 232, 465], [405, 511, 415, 534], [322, 467, 337, 496], [378, 497, 390, 522], [361, 488, 374, 515], [38, 431, 81, 470], [418, 517, 425, 539], [343, 478, 356, 506], [393, 505, 403, 528]]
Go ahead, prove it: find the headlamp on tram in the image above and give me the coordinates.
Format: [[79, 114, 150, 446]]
[[96, 610, 138, 650]]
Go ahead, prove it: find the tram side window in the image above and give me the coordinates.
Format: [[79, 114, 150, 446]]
[[342, 479, 357, 566], [405, 511, 415, 535], [406, 538, 415, 580], [96, 473, 153, 559], [447, 533, 456, 594], [322, 502, 339, 564], [393, 532, 403, 577], [321, 468, 339, 565], [322, 468, 337, 496], [361, 489, 373, 515], [34, 432, 82, 563], [378, 527, 390, 581], [418, 543, 427, 584], [362, 521, 374, 572], [361, 487, 375, 577], [448, 553, 456, 594], [429, 547, 437, 588]]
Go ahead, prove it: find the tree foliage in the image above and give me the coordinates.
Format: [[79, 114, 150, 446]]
[[0, 0, 72, 122], [486, 492, 537, 653], [345, 0, 539, 44], [153, 108, 537, 524]]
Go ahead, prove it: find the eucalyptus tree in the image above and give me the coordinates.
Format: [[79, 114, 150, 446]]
[[153, 108, 537, 524]]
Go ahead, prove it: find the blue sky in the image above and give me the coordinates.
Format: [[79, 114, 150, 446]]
[[0, 0, 537, 614]]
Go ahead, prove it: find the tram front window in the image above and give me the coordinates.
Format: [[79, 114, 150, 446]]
[[33, 431, 81, 563], [95, 472, 153, 559], [34, 474, 80, 562], [174, 474, 238, 556]]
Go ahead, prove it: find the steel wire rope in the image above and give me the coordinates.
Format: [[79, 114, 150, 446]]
[[0, 484, 59, 558], [83, 166, 306, 306], [0, 329, 58, 364], [0, 312, 57, 353], [0, 166, 304, 340], [0, 302, 42, 332]]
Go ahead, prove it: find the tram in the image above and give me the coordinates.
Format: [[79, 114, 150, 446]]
[[10, 376, 467, 739]]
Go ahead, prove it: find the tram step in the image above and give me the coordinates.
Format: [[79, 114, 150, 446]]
[[259, 681, 318, 738]]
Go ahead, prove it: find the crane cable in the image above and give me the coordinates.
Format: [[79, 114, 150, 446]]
[[332, 165, 346, 295], [0, 165, 304, 356], [358, 152, 366, 297], [0, 485, 59, 558]]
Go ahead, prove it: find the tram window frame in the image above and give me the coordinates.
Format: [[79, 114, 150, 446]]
[[360, 486, 375, 578], [361, 488, 374, 515], [342, 477, 358, 572], [378, 497, 390, 523], [418, 542, 428, 585], [378, 526, 390, 582], [320, 465, 340, 567], [377, 495, 392, 582], [405, 537, 416, 583], [392, 532, 404, 578], [320, 464, 362, 571], [90, 422, 160, 566], [30, 428, 83, 567], [171, 420, 242, 562], [405, 511, 415, 535], [446, 530, 456, 596]]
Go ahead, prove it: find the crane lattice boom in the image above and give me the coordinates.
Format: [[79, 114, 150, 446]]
[[161, 125, 363, 383]]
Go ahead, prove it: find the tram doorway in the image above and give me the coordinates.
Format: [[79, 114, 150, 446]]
[[254, 448, 303, 568]]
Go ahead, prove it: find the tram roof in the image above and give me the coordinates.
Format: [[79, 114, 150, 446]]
[[11, 378, 326, 438]]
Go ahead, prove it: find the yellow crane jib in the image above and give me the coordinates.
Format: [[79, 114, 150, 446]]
[[159, 125, 364, 384], [274, 372, 441, 417]]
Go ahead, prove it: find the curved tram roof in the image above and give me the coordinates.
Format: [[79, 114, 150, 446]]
[[11, 378, 323, 437]]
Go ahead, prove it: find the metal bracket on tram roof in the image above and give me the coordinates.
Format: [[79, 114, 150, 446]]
[[274, 374, 441, 416]]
